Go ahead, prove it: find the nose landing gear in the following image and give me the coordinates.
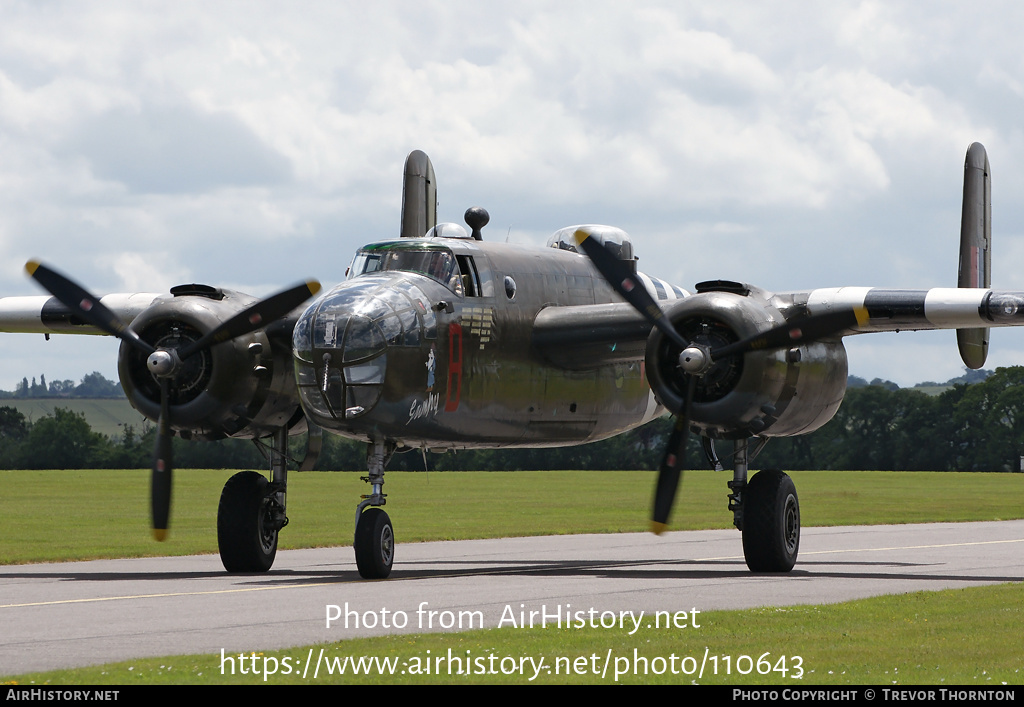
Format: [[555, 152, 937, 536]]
[[355, 507, 394, 578], [354, 438, 395, 579]]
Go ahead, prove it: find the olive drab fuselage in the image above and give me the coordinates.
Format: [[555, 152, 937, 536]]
[[292, 236, 679, 449]]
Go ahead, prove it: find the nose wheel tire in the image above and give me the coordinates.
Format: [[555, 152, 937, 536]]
[[741, 468, 799, 573], [355, 507, 394, 579], [218, 471, 279, 573]]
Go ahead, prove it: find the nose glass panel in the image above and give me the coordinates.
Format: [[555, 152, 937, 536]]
[[293, 278, 430, 420]]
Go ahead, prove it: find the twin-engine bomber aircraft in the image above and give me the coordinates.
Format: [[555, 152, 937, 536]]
[[0, 144, 1017, 578]]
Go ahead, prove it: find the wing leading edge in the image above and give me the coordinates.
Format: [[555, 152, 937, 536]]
[[0, 293, 163, 335], [533, 284, 1024, 372], [802, 286, 1024, 335]]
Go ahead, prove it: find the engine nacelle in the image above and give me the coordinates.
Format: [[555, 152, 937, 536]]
[[117, 285, 304, 441], [645, 284, 849, 439]]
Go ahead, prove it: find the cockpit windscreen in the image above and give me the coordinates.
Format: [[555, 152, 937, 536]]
[[348, 246, 463, 294]]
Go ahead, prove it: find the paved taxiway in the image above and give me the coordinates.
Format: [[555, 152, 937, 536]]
[[2, 519, 1023, 675]]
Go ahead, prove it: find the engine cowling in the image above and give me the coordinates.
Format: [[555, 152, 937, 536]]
[[645, 285, 849, 439], [117, 285, 304, 440]]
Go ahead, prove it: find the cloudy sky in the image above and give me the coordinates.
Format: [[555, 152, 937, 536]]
[[2, 1, 1024, 389]]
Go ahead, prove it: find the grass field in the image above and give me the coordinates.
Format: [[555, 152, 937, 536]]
[[2, 468, 1022, 685], [1, 398, 141, 439], [2, 468, 1022, 564]]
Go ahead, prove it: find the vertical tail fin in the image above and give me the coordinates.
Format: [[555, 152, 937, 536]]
[[957, 142, 991, 369], [400, 150, 437, 238]]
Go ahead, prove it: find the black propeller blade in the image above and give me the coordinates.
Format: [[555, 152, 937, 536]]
[[711, 307, 868, 360], [152, 377, 172, 540], [25, 261, 155, 356], [150, 280, 321, 538], [651, 374, 696, 533], [177, 280, 321, 360], [26, 261, 322, 540], [573, 230, 689, 350], [572, 227, 868, 534], [147, 280, 320, 540]]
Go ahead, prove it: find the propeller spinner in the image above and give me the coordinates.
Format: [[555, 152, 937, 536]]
[[572, 229, 867, 534], [25, 261, 321, 540]]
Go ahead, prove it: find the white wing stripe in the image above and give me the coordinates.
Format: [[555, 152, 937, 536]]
[[923, 288, 988, 327]]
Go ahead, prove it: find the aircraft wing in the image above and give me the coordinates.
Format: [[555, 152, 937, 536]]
[[799, 287, 1024, 333], [0, 293, 164, 335], [533, 284, 1024, 372], [531, 302, 652, 369]]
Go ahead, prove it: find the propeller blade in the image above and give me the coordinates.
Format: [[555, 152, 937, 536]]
[[178, 280, 321, 359], [573, 229, 690, 350], [711, 307, 869, 360], [25, 261, 155, 355], [651, 418, 687, 534], [151, 377, 173, 541], [26, 262, 320, 542], [651, 374, 696, 534]]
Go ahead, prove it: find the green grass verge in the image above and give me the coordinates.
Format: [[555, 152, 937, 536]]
[[2, 469, 1023, 564], [5, 583, 1022, 685]]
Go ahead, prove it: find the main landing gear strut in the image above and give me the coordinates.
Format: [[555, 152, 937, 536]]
[[211, 426, 396, 578], [215, 422, 321, 573], [709, 436, 800, 573], [217, 426, 290, 573]]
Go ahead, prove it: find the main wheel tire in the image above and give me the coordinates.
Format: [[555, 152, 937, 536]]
[[217, 471, 278, 573], [741, 468, 799, 573], [355, 507, 394, 579]]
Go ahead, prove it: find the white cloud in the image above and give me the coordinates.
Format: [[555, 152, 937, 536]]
[[0, 1, 1024, 389], [108, 252, 185, 294]]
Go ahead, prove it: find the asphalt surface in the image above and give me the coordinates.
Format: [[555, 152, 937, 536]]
[[2, 519, 1023, 676]]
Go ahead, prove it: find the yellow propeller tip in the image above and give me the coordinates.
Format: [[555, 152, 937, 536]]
[[573, 228, 591, 245], [306, 280, 322, 296], [152, 529, 168, 542], [649, 521, 668, 536], [24, 260, 40, 276]]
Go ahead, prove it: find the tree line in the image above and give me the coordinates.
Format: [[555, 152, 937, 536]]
[[0, 371, 122, 399], [4, 367, 1024, 472]]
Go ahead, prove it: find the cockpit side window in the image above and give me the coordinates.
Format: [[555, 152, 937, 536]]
[[348, 253, 383, 279], [456, 255, 481, 297]]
